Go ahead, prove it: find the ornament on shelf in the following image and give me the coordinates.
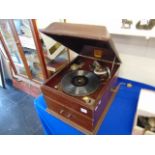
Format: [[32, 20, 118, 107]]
[[121, 19, 133, 29], [136, 19, 155, 30]]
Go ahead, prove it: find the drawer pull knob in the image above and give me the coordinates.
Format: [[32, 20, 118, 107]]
[[60, 109, 64, 114], [67, 113, 72, 118]]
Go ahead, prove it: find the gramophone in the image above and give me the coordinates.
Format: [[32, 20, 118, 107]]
[[41, 22, 121, 134]]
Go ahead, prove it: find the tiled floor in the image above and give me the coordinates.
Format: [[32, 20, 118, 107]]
[[0, 80, 44, 135]]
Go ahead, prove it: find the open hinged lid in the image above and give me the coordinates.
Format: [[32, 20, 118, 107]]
[[40, 22, 121, 63]]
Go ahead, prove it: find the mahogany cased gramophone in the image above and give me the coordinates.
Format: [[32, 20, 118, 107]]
[[40, 22, 121, 134]]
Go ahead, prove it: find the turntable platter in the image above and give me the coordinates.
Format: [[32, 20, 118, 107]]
[[61, 70, 100, 96]]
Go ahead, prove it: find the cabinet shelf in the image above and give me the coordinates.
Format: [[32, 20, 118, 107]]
[[108, 25, 155, 39]]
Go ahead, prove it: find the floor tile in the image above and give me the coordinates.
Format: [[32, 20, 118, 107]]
[[7, 90, 27, 104], [17, 95, 44, 134], [0, 81, 44, 135], [0, 105, 29, 134]]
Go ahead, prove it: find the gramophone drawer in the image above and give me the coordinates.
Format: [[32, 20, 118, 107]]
[[42, 87, 93, 118], [44, 96, 93, 131]]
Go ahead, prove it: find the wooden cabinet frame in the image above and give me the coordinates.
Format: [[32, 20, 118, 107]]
[[0, 31, 17, 74], [9, 20, 33, 79], [30, 19, 48, 79]]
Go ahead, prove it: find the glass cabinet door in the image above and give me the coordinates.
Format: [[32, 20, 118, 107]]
[[0, 20, 28, 77], [0, 40, 8, 59], [13, 19, 44, 82]]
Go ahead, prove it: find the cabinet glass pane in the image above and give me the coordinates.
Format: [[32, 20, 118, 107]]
[[0, 41, 8, 59], [0, 20, 27, 77], [13, 19, 44, 82]]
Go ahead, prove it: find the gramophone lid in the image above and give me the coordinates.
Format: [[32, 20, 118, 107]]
[[40, 22, 121, 63]]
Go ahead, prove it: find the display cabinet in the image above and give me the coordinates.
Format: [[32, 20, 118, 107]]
[[0, 19, 51, 96], [0, 20, 28, 77]]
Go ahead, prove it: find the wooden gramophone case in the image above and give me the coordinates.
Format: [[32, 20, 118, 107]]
[[41, 23, 121, 134]]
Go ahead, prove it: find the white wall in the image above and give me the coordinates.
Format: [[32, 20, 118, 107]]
[[112, 35, 155, 86]]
